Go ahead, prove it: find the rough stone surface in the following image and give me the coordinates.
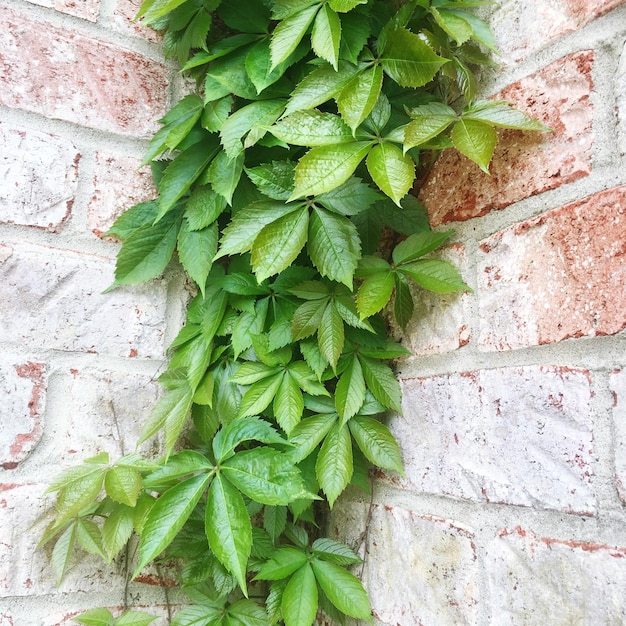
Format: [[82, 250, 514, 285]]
[[24, 0, 100, 21], [61, 368, 162, 463], [485, 527, 626, 624], [88, 152, 156, 238], [477, 186, 626, 351], [0, 7, 168, 136], [618, 41, 626, 157], [394, 366, 595, 514], [0, 483, 126, 597], [489, 0, 626, 62], [393, 244, 471, 356], [0, 123, 79, 232], [610, 369, 626, 503], [420, 52, 593, 226], [0, 243, 168, 359], [0, 361, 47, 470], [330, 500, 479, 626]]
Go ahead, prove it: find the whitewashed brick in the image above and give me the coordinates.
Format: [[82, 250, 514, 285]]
[[486, 527, 626, 624], [0, 361, 46, 469], [330, 500, 479, 626], [60, 368, 162, 463], [0, 123, 79, 232], [618, 41, 626, 157], [610, 369, 626, 503], [0, 243, 168, 359], [394, 366, 595, 514]]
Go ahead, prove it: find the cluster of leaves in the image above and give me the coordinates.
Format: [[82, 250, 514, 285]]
[[42, 1, 545, 625]]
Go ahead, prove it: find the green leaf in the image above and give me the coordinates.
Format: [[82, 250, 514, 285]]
[[328, 0, 366, 10], [448, 9, 497, 52], [238, 372, 284, 419], [54, 468, 106, 527], [450, 118, 498, 173], [311, 559, 371, 619], [316, 422, 352, 507], [339, 11, 370, 64], [291, 298, 327, 341], [216, 201, 301, 259], [255, 547, 308, 580], [138, 383, 194, 453], [230, 361, 279, 386], [201, 95, 233, 132], [206, 474, 252, 595], [245, 161, 295, 200], [404, 102, 457, 150], [318, 301, 344, 370], [287, 361, 329, 396], [137, 0, 188, 24], [431, 7, 473, 45], [104, 466, 142, 507], [463, 100, 549, 131], [400, 258, 470, 292], [219, 0, 270, 32], [299, 338, 329, 380], [157, 139, 219, 220], [335, 356, 365, 422], [312, 5, 341, 69], [270, 4, 320, 69], [393, 230, 453, 264], [116, 611, 159, 626], [393, 273, 414, 329], [226, 599, 268, 626], [246, 38, 306, 95], [272, 0, 319, 19], [337, 65, 383, 133], [268, 110, 353, 147], [212, 416, 286, 463], [311, 538, 362, 565], [74, 608, 114, 626], [281, 563, 318, 626], [366, 142, 415, 206], [75, 519, 105, 558], [104, 200, 159, 241], [287, 413, 337, 463], [284, 61, 360, 116], [263, 505, 288, 543], [206, 46, 258, 100], [135, 474, 211, 575], [251, 206, 309, 283], [360, 356, 402, 413], [316, 177, 381, 216], [356, 270, 395, 318], [220, 100, 285, 159], [52, 522, 77, 581], [111, 210, 180, 287], [178, 221, 218, 296], [380, 28, 448, 87], [170, 603, 223, 626], [308, 206, 361, 287], [102, 504, 134, 561], [185, 186, 227, 231], [273, 373, 305, 435], [349, 415, 403, 473], [205, 151, 244, 205], [377, 195, 430, 235]]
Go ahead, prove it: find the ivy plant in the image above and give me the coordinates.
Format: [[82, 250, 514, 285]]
[[41, 1, 545, 624]]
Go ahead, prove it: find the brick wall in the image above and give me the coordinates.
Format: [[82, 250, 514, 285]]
[[331, 2, 626, 624], [0, 0, 186, 622]]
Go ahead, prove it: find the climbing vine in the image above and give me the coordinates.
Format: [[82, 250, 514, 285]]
[[41, 1, 545, 624]]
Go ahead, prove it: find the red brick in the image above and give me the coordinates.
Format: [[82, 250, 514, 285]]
[[420, 52, 593, 226], [477, 186, 626, 350], [489, 0, 626, 62], [0, 122, 79, 232], [329, 501, 479, 625], [486, 527, 626, 623], [0, 361, 47, 470], [89, 152, 156, 238], [0, 7, 168, 136], [394, 366, 595, 514], [0, 242, 169, 358], [25, 0, 100, 22]]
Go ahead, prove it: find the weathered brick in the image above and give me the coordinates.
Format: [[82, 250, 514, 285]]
[[477, 186, 626, 350], [486, 527, 626, 624], [618, 41, 626, 157], [0, 483, 125, 597], [24, 0, 100, 22], [111, 0, 162, 42], [0, 123, 79, 232], [610, 369, 626, 503], [393, 244, 471, 355], [329, 500, 479, 626], [394, 366, 595, 514], [420, 52, 593, 226], [0, 242, 168, 359], [60, 368, 162, 463], [0, 7, 168, 136], [0, 361, 46, 470], [488, 0, 626, 62], [89, 152, 156, 238]]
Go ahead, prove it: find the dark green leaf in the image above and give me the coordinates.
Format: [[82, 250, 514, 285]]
[[245, 161, 295, 200], [212, 416, 286, 463], [316, 177, 380, 216], [263, 505, 288, 544], [205, 151, 244, 205], [394, 273, 414, 329], [185, 187, 227, 231], [201, 96, 233, 132]]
